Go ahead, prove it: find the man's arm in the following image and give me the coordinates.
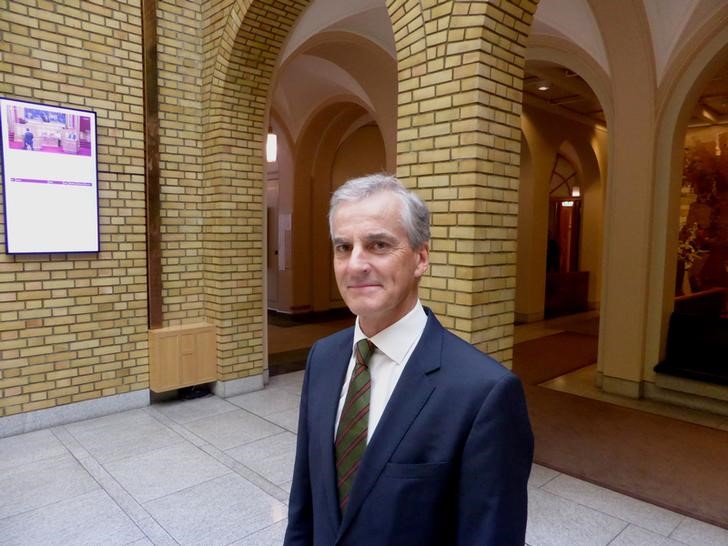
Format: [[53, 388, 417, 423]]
[[457, 373, 534, 545], [283, 349, 315, 546]]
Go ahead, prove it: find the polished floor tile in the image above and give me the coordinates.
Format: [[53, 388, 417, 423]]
[[265, 407, 300, 433], [1, 372, 721, 545], [226, 431, 297, 486], [0, 429, 68, 472], [528, 463, 560, 488], [228, 387, 301, 417], [184, 408, 285, 450], [670, 517, 728, 546], [542, 474, 684, 536], [105, 442, 231, 503], [611, 525, 691, 546], [153, 395, 239, 424], [229, 519, 289, 545], [267, 370, 306, 394], [68, 413, 185, 463], [0, 454, 99, 519], [526, 486, 628, 546], [143, 473, 287, 546], [0, 489, 143, 546]]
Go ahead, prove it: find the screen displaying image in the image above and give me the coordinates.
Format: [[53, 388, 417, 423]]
[[0, 97, 99, 253]]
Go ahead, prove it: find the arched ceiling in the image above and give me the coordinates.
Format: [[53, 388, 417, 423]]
[[272, 0, 728, 144], [531, 0, 609, 76]]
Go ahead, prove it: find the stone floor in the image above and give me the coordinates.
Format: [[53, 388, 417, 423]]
[[2, 370, 727, 545]]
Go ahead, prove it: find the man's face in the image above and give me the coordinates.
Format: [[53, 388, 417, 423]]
[[331, 191, 429, 336]]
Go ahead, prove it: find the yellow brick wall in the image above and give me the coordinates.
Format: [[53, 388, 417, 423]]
[[157, 0, 206, 322], [0, 0, 148, 417], [0, 0, 538, 418]]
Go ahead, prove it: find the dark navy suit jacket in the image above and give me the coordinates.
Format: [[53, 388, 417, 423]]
[[284, 310, 534, 546]]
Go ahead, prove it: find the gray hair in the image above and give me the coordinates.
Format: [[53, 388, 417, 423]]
[[328, 173, 430, 248]]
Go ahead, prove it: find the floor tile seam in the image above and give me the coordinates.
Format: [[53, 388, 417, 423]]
[[53, 418, 206, 538], [0, 486, 105, 525], [90, 435, 189, 467], [538, 484, 678, 538], [170, 404, 263, 429], [0, 450, 76, 475], [532, 470, 561, 489], [249, 411, 300, 435], [605, 523, 632, 545], [146, 401, 241, 425], [60, 409, 152, 436], [222, 435, 294, 488], [224, 428, 293, 453], [204, 441, 283, 486], [139, 470, 238, 506], [202, 443, 290, 503], [540, 478, 678, 519], [145, 406, 286, 467], [70, 445, 160, 540], [50, 426, 102, 467], [61, 411, 191, 453], [226, 399, 301, 417], [135, 512, 183, 545], [666, 518, 725, 544], [222, 517, 289, 546], [146, 408, 290, 500], [145, 404, 216, 445], [605, 523, 695, 546]]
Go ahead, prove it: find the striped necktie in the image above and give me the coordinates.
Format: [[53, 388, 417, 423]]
[[335, 338, 375, 514]]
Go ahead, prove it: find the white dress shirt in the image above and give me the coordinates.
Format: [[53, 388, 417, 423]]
[[334, 301, 428, 443]]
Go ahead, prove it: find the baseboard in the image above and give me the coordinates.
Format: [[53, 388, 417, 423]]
[[213, 373, 264, 398], [0, 389, 150, 439], [645, 376, 728, 417], [514, 310, 545, 324], [601, 375, 642, 399]]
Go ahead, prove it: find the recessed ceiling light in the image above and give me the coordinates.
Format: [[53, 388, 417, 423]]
[[537, 81, 551, 91]]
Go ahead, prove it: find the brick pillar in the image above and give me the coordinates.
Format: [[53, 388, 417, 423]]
[[390, 0, 537, 365], [200, 0, 309, 385]]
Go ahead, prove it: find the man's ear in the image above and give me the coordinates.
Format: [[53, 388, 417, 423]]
[[414, 242, 429, 278]]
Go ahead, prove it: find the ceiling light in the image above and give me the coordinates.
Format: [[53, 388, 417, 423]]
[[537, 81, 551, 92], [266, 128, 277, 163], [571, 186, 581, 198]]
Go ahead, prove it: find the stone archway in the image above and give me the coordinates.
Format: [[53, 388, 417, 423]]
[[199, 0, 311, 394], [647, 7, 728, 383], [199, 0, 539, 393]]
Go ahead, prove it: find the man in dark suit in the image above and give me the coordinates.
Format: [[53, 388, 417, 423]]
[[284, 174, 533, 546]]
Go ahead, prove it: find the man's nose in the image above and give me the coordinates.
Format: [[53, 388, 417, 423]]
[[349, 245, 370, 270]]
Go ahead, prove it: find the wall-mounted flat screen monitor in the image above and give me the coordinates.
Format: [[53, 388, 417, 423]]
[[0, 97, 99, 254]]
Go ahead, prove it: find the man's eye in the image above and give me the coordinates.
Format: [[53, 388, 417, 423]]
[[372, 241, 389, 251], [335, 244, 351, 253]]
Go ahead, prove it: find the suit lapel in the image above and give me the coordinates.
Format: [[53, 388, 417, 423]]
[[337, 312, 444, 540], [309, 329, 353, 533]]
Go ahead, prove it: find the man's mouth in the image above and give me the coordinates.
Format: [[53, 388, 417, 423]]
[[348, 282, 380, 289]]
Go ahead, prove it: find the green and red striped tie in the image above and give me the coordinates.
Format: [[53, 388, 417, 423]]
[[335, 338, 375, 513]]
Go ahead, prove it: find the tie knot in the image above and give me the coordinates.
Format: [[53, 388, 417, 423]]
[[355, 338, 375, 366]]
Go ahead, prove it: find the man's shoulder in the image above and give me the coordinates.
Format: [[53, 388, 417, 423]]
[[311, 324, 354, 352], [424, 314, 515, 385]]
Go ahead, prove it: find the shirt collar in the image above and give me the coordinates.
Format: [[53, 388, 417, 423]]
[[353, 300, 427, 365]]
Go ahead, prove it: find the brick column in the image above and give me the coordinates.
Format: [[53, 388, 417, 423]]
[[390, 0, 536, 365]]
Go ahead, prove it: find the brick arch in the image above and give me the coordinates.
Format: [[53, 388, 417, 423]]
[[199, 0, 310, 387], [202, 0, 540, 385]]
